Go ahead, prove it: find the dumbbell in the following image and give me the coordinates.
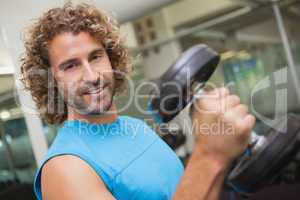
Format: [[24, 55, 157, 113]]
[[147, 44, 300, 196], [148, 44, 219, 123]]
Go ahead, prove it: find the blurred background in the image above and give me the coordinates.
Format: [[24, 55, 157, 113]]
[[0, 0, 299, 199]]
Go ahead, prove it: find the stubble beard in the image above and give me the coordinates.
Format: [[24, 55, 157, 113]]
[[62, 80, 116, 116]]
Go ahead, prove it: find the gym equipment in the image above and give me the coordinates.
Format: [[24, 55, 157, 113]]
[[227, 113, 300, 196], [148, 44, 300, 196], [148, 44, 219, 123]]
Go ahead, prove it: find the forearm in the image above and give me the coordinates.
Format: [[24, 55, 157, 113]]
[[173, 87, 254, 200], [173, 146, 229, 200]]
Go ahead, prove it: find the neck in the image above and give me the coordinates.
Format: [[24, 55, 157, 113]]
[[67, 104, 118, 124]]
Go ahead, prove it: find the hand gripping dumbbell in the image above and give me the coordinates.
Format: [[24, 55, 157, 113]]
[[147, 44, 300, 196]]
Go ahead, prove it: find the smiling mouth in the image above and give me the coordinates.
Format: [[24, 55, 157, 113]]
[[84, 85, 107, 95]]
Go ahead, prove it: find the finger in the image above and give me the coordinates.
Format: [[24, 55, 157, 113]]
[[219, 95, 241, 112], [235, 119, 252, 139], [235, 115, 255, 140], [194, 95, 239, 115], [193, 98, 221, 114], [205, 87, 230, 98], [232, 104, 249, 118], [222, 104, 249, 124], [243, 114, 256, 132], [206, 95, 240, 114]]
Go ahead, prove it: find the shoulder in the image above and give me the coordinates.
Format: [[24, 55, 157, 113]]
[[41, 155, 114, 200], [41, 155, 95, 184], [46, 121, 84, 154]]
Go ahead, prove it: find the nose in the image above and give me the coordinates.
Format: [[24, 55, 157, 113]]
[[82, 60, 99, 84]]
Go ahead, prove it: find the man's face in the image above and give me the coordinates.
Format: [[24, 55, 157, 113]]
[[49, 31, 115, 115]]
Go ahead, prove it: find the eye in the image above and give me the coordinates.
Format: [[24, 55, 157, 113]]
[[91, 54, 103, 61], [63, 63, 77, 71]]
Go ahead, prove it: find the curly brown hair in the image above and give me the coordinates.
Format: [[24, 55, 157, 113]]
[[20, 3, 132, 124]]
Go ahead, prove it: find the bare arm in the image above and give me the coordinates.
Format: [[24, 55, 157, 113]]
[[173, 146, 228, 200], [173, 87, 255, 200], [41, 155, 116, 200]]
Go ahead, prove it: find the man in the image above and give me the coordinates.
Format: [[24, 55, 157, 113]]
[[21, 3, 255, 200]]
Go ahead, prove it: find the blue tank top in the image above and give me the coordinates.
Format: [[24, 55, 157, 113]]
[[34, 116, 184, 200]]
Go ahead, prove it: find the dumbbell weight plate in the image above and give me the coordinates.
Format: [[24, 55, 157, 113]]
[[227, 114, 300, 195], [148, 44, 220, 123]]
